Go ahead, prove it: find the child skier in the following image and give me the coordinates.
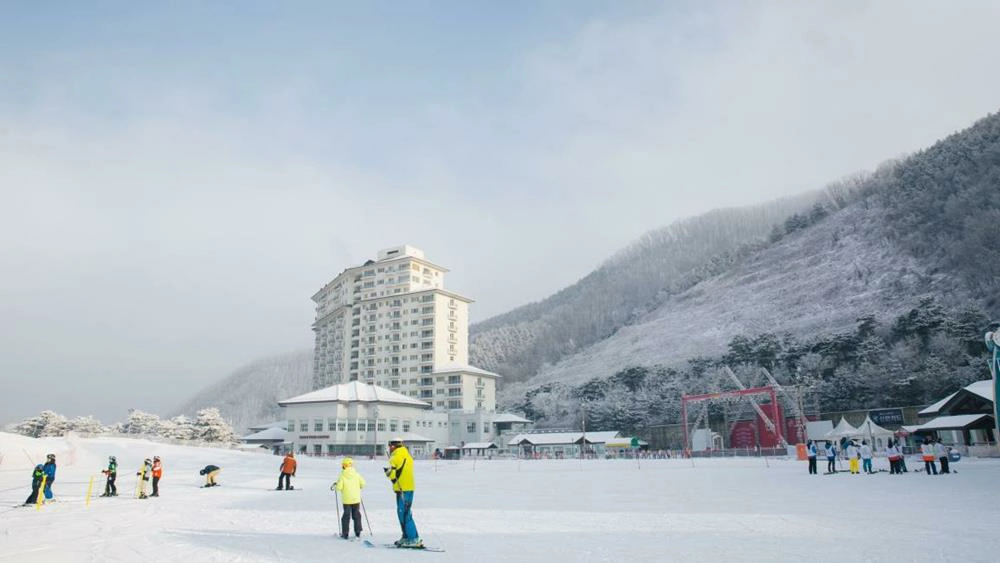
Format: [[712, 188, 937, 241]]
[[24, 464, 45, 505], [101, 456, 118, 496], [151, 456, 163, 497], [333, 457, 366, 539], [42, 454, 57, 502], [136, 459, 152, 499], [277, 452, 296, 490]]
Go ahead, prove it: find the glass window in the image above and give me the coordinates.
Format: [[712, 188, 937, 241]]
[[287, 420, 295, 432], [337, 421, 346, 432], [314, 419, 323, 431], [402, 421, 411, 432], [347, 421, 357, 432], [299, 420, 308, 432], [467, 423, 476, 433]]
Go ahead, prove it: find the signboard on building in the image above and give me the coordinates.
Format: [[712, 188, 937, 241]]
[[868, 408, 904, 426]]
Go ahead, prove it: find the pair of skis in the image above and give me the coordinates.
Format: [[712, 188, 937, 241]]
[[361, 539, 444, 553]]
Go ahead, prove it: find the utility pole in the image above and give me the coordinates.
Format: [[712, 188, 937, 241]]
[[581, 403, 587, 460]]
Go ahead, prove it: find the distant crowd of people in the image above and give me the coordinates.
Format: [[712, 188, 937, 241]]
[[805, 436, 954, 475]]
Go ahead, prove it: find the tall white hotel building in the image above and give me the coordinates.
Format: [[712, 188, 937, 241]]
[[311, 245, 498, 412]]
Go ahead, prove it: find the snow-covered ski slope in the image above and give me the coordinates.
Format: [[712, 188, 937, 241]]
[[2, 433, 999, 562]]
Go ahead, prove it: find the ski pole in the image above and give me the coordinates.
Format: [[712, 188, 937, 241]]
[[360, 498, 373, 536]]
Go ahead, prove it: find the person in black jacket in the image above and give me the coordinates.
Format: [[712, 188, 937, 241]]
[[24, 464, 45, 505], [199, 465, 221, 487]]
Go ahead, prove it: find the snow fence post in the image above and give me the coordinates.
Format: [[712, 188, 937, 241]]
[[86, 475, 95, 507]]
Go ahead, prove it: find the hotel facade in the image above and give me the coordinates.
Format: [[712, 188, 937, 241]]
[[310, 245, 497, 412]]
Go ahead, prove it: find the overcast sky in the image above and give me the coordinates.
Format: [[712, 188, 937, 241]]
[[2, 1, 999, 425]]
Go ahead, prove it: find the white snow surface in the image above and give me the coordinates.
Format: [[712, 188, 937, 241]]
[[2, 432, 999, 562]]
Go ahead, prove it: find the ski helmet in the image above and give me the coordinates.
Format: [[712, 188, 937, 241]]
[[388, 436, 404, 448], [342, 457, 353, 468], [153, 456, 160, 461], [46, 453, 55, 461], [144, 458, 152, 465], [109, 456, 116, 462]]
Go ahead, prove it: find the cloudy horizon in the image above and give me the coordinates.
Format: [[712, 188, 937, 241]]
[[2, 1, 1000, 425]]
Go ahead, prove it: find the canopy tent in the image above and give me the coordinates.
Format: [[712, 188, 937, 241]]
[[854, 415, 895, 448], [857, 416, 894, 438], [823, 417, 860, 440]]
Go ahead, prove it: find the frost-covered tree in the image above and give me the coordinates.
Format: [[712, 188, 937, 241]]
[[194, 408, 236, 443], [13, 410, 70, 437], [163, 415, 197, 440], [120, 409, 163, 435], [68, 415, 107, 434]]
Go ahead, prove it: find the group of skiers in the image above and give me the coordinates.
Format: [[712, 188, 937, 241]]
[[269, 438, 421, 547], [132, 456, 164, 498], [24, 453, 57, 505], [20, 438, 425, 549], [806, 436, 953, 475]]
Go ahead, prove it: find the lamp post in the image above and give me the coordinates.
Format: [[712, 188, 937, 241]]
[[580, 402, 587, 460]]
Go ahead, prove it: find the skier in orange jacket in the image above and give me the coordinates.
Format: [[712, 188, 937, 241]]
[[277, 452, 297, 490]]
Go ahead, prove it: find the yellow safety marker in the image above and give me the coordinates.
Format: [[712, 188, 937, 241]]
[[36, 476, 47, 512], [86, 475, 95, 507]]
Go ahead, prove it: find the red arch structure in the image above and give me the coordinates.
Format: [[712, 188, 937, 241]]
[[681, 385, 783, 451]]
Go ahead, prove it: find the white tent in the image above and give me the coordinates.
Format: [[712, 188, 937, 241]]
[[823, 417, 860, 440], [856, 415, 895, 449]]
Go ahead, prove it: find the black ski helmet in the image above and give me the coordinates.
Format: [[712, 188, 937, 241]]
[[46, 453, 55, 461]]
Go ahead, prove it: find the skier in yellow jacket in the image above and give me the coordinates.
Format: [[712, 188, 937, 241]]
[[384, 437, 420, 548], [333, 457, 366, 539]]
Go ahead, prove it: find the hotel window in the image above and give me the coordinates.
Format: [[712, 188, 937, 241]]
[[299, 420, 308, 431], [347, 421, 357, 432], [390, 420, 398, 432], [402, 421, 411, 432], [328, 418, 336, 431], [287, 420, 295, 432], [467, 423, 476, 433], [337, 421, 346, 431], [314, 419, 323, 431]]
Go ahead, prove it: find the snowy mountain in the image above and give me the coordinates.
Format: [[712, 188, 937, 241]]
[[482, 111, 1000, 406], [173, 350, 312, 433], [468, 192, 828, 385]]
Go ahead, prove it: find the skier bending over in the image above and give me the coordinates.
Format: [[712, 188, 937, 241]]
[[333, 457, 366, 539], [101, 456, 118, 497], [24, 464, 45, 505], [200, 465, 221, 487], [277, 452, 296, 490], [385, 437, 421, 548]]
